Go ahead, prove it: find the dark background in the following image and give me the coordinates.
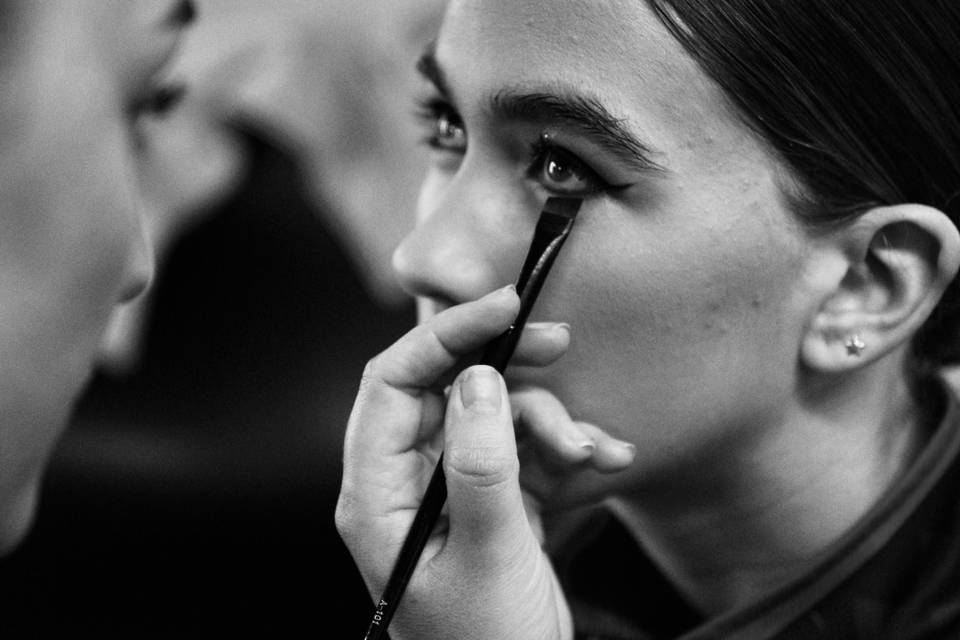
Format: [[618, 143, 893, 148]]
[[0, 130, 415, 637]]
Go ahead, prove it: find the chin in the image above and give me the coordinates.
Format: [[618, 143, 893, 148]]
[[0, 479, 41, 557]]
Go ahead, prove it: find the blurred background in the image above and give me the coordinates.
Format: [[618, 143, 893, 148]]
[[0, 1, 445, 636]]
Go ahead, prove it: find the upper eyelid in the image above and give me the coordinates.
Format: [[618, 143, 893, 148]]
[[528, 138, 613, 190], [414, 95, 458, 118], [414, 95, 467, 133], [488, 90, 666, 175]]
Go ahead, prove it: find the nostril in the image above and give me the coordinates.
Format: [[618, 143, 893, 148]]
[[119, 223, 156, 303], [96, 296, 153, 375], [121, 282, 144, 305], [118, 258, 154, 304]]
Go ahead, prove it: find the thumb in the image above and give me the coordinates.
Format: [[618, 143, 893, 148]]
[[443, 365, 530, 554]]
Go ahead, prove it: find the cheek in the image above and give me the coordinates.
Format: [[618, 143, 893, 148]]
[[0, 92, 140, 392], [527, 198, 806, 445], [0, 103, 141, 527], [0, 4, 146, 539]]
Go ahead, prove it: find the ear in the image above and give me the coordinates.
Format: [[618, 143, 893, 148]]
[[801, 204, 960, 373]]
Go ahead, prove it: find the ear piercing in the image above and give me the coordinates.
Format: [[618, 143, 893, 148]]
[[844, 334, 866, 356]]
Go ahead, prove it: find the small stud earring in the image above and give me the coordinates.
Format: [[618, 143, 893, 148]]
[[844, 334, 866, 356]]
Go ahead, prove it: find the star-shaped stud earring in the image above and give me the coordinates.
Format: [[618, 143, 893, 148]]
[[844, 335, 866, 356]]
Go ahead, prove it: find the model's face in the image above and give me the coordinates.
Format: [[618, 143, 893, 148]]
[[0, 0, 191, 553], [394, 0, 818, 490]]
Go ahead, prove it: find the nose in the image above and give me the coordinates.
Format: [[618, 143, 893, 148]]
[[392, 177, 534, 308], [97, 206, 157, 374], [96, 295, 154, 375], [118, 209, 156, 304]]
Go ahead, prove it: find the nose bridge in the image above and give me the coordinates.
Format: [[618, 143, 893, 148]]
[[393, 173, 526, 304]]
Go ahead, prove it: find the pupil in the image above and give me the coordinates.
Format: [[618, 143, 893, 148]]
[[548, 157, 570, 181], [438, 116, 462, 141]]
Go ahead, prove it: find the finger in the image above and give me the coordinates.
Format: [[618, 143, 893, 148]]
[[508, 322, 570, 367], [346, 285, 519, 459], [443, 366, 533, 558], [511, 388, 597, 466], [511, 387, 635, 472], [522, 490, 546, 546], [365, 285, 519, 390], [576, 422, 637, 472], [339, 286, 520, 536], [514, 402, 636, 510]]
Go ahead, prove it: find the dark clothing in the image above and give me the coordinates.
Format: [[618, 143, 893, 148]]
[[557, 378, 960, 639]]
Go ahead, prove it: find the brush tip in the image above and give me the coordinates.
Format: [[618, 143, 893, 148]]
[[542, 196, 583, 219]]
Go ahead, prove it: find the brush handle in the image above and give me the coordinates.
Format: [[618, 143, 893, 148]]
[[363, 457, 447, 640]]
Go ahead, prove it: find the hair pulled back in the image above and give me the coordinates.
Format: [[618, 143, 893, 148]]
[[648, 0, 960, 374]]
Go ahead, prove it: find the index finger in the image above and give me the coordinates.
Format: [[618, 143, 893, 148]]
[[363, 285, 520, 392], [344, 285, 519, 460]]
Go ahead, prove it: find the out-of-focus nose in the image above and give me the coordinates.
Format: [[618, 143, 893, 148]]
[[118, 219, 155, 304], [97, 207, 157, 374], [96, 295, 154, 375]]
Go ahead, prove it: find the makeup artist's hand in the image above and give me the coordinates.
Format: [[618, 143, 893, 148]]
[[338, 285, 630, 640], [510, 384, 637, 541]]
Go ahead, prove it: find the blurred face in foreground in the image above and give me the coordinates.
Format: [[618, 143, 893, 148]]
[[394, 0, 824, 498], [0, 0, 193, 553]]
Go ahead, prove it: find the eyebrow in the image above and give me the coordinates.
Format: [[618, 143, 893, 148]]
[[416, 43, 453, 102], [490, 90, 664, 173], [416, 47, 665, 174]]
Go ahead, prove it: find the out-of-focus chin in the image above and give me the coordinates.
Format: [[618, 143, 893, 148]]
[[0, 479, 40, 557]]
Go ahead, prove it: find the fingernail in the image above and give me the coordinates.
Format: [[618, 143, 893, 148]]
[[526, 322, 570, 334], [461, 366, 502, 413], [579, 440, 596, 452], [618, 441, 636, 457]]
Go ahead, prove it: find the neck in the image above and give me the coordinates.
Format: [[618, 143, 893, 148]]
[[609, 360, 930, 616]]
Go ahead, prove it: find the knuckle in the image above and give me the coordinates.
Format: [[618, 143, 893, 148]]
[[360, 355, 385, 387], [334, 492, 359, 538], [445, 445, 519, 488], [357, 356, 397, 400], [360, 351, 425, 395]]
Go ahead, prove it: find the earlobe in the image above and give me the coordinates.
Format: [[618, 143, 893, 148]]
[[800, 204, 960, 373]]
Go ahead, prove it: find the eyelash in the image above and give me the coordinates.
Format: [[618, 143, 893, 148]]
[[414, 96, 465, 151], [414, 96, 612, 196], [127, 81, 187, 152], [526, 135, 610, 195], [130, 81, 187, 121]]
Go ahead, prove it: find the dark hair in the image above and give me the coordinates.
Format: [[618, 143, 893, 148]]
[[647, 0, 960, 373]]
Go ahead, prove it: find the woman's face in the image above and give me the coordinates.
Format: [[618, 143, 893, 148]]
[[0, 0, 191, 552], [394, 0, 820, 491]]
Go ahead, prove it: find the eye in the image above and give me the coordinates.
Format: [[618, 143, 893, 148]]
[[415, 97, 467, 154], [127, 81, 187, 151], [130, 81, 187, 121], [527, 138, 609, 196]]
